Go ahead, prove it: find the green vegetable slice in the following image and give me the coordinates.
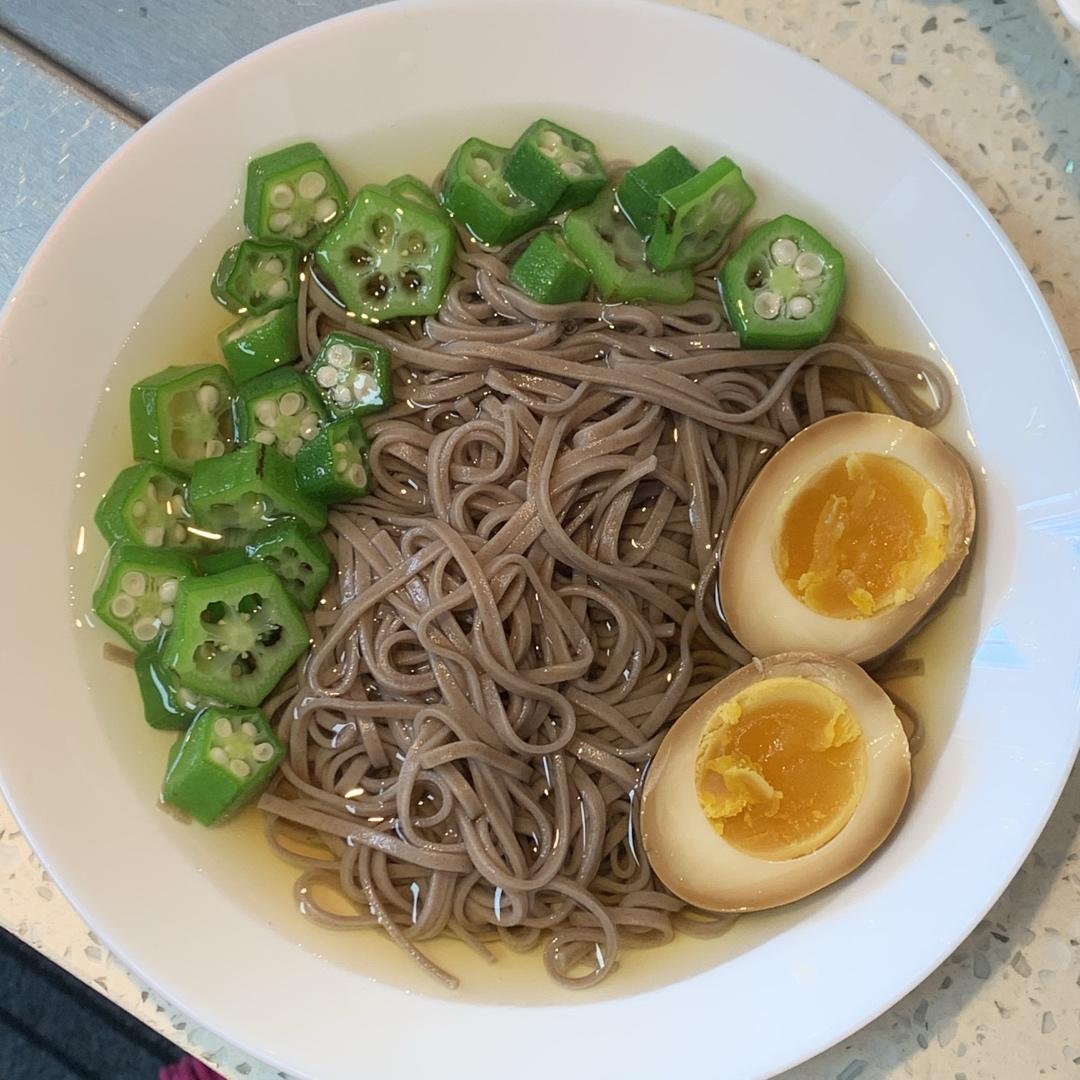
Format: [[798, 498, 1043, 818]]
[[92, 545, 196, 652], [295, 415, 371, 505], [504, 119, 607, 214], [135, 648, 221, 731], [130, 364, 236, 475], [244, 142, 348, 252], [212, 239, 301, 316], [236, 367, 327, 459], [162, 564, 310, 707], [246, 519, 332, 610], [308, 331, 392, 417], [563, 190, 694, 304], [217, 306, 300, 384], [162, 706, 285, 825], [510, 231, 591, 304], [95, 462, 199, 551], [315, 185, 455, 322], [720, 214, 845, 348], [616, 146, 698, 236]]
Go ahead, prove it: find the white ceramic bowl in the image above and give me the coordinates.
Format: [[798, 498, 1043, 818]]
[[1, 2, 1078, 1077]]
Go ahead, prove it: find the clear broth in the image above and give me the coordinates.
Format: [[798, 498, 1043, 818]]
[[68, 110, 991, 1004]]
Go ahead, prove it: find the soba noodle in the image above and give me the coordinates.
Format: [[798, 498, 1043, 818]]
[[258, 226, 949, 989]]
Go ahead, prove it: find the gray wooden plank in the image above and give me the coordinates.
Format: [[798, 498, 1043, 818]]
[[0, 0, 384, 119], [0, 41, 136, 300]]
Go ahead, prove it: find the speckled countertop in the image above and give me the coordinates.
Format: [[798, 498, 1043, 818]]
[[1, 1, 1078, 1077]]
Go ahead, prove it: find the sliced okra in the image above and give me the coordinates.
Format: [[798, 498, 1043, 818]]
[[308, 331, 392, 418], [130, 364, 236, 475], [135, 648, 221, 731], [95, 462, 199, 550], [162, 706, 285, 825], [504, 119, 608, 214], [385, 174, 446, 217], [616, 145, 698, 236], [189, 443, 327, 547], [510, 231, 591, 304], [162, 564, 310, 707], [212, 239, 300, 316], [217, 305, 300, 384], [246, 519, 332, 610], [440, 138, 545, 246], [92, 545, 196, 652], [236, 367, 327, 459], [295, 415, 371, 505], [244, 142, 348, 252], [316, 185, 455, 322]]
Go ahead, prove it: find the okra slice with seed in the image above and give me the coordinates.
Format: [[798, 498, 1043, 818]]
[[440, 138, 545, 246], [236, 367, 327, 458], [316, 185, 455, 323], [246, 519, 332, 610], [244, 142, 348, 252], [217, 305, 300, 384], [385, 174, 447, 217], [130, 364, 236, 475], [92, 545, 196, 652], [504, 119, 608, 214], [295, 415, 371, 505], [95, 462, 199, 550], [720, 214, 846, 349], [510, 231, 591, 304], [563, 190, 694, 304], [212, 239, 301, 316], [135, 647, 221, 730], [162, 564, 310, 707], [162, 706, 285, 825], [647, 157, 756, 271], [189, 443, 327, 546], [309, 331, 392, 418], [197, 549, 250, 575], [616, 145, 698, 236]]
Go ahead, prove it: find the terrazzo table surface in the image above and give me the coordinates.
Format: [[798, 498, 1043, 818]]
[[1, 1, 1078, 1077]]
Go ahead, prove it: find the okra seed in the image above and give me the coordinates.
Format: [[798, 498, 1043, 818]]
[[131, 500, 147, 519], [158, 578, 179, 603], [315, 364, 338, 388], [269, 184, 294, 209], [299, 413, 321, 439], [122, 571, 147, 596], [264, 258, 285, 276], [401, 233, 426, 256], [787, 296, 814, 319], [214, 716, 233, 738], [171, 524, 187, 543], [333, 385, 352, 405], [209, 747, 229, 766], [133, 617, 159, 642], [268, 211, 292, 233], [315, 197, 338, 222], [288, 222, 309, 239], [283, 436, 304, 457], [561, 161, 584, 178], [753, 291, 782, 320], [327, 344, 352, 369], [230, 759, 251, 778], [253, 742, 276, 763], [795, 251, 825, 279], [353, 373, 377, 400], [335, 458, 349, 474], [240, 721, 258, 737], [770, 239, 798, 266], [196, 384, 221, 412], [255, 400, 279, 425], [278, 392, 303, 417], [205, 439, 226, 458], [111, 594, 136, 619], [267, 279, 290, 300], [298, 171, 327, 199], [159, 607, 174, 627], [401, 270, 423, 293], [143, 525, 165, 547], [349, 463, 368, 489], [470, 158, 494, 182]]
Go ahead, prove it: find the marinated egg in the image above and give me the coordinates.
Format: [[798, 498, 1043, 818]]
[[641, 652, 910, 912], [720, 412, 975, 663]]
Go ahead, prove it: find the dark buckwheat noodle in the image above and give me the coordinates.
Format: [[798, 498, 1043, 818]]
[[260, 217, 950, 991]]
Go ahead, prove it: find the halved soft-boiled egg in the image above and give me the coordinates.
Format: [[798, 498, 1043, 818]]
[[641, 652, 910, 912], [720, 412, 975, 663]]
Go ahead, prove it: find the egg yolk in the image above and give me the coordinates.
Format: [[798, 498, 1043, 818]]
[[694, 677, 867, 860], [775, 452, 949, 619]]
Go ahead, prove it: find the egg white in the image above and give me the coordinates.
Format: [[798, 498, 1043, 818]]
[[640, 653, 911, 913]]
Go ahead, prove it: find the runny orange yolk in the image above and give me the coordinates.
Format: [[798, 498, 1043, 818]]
[[776, 453, 949, 619], [694, 677, 867, 860]]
